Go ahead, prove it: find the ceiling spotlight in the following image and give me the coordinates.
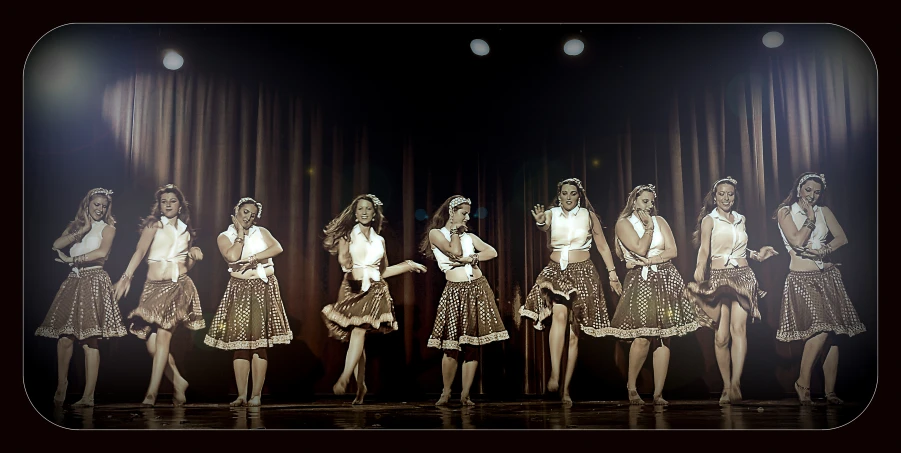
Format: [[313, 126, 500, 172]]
[[762, 31, 784, 48], [470, 39, 490, 56], [564, 39, 584, 56], [162, 50, 184, 70]]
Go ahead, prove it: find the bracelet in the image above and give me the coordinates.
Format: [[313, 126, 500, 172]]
[[121, 273, 132, 281], [803, 219, 816, 230], [235, 237, 245, 243], [249, 255, 258, 267], [470, 253, 479, 267], [535, 221, 546, 227], [405, 260, 415, 272]]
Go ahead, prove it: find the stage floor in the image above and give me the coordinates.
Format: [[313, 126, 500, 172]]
[[37, 397, 863, 429]]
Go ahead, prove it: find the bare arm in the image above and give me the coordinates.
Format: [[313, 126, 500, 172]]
[[590, 212, 617, 273], [237, 228, 284, 262], [463, 233, 497, 263], [652, 217, 678, 263], [615, 218, 653, 257], [694, 216, 713, 282], [218, 234, 242, 263], [113, 223, 159, 301], [380, 238, 427, 279], [52, 219, 91, 251], [72, 225, 117, 264], [822, 207, 848, 251], [429, 229, 463, 258], [337, 237, 351, 270], [777, 206, 814, 248]]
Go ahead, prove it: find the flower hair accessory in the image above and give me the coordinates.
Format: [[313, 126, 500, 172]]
[[449, 196, 471, 214], [633, 184, 656, 196], [235, 197, 263, 218], [797, 173, 827, 196], [561, 178, 584, 190], [90, 188, 114, 198], [712, 176, 738, 190], [365, 194, 383, 207]]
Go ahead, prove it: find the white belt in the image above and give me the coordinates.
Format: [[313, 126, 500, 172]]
[[353, 264, 381, 292]]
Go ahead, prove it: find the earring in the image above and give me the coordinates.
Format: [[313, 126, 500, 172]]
[[576, 199, 581, 209], [178, 207, 182, 214]]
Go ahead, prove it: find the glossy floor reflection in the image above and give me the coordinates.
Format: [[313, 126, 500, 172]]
[[39, 398, 863, 430]]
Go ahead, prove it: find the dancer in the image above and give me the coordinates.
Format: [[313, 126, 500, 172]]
[[610, 184, 699, 405], [37, 188, 127, 407], [421, 195, 509, 406], [520, 177, 623, 404], [773, 172, 865, 405], [321, 194, 427, 404], [113, 184, 205, 406], [204, 197, 294, 407], [684, 176, 778, 404]]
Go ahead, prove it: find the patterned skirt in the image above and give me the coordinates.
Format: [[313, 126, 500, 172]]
[[204, 275, 294, 350], [684, 266, 765, 329], [427, 276, 510, 350], [609, 262, 699, 338], [520, 259, 610, 337], [321, 277, 397, 342], [776, 266, 866, 342], [35, 268, 128, 340], [127, 275, 205, 340]]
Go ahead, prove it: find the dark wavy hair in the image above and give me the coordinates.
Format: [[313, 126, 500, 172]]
[[691, 179, 741, 247], [322, 194, 386, 255], [419, 195, 470, 261], [140, 184, 197, 245], [771, 172, 828, 219]]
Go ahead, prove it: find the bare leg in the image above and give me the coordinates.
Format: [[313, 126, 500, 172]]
[[460, 360, 478, 406], [335, 328, 366, 394], [436, 354, 457, 406], [55, 336, 74, 404], [652, 344, 670, 405], [796, 333, 827, 404], [823, 345, 843, 404], [231, 358, 250, 406], [248, 352, 267, 407], [729, 301, 748, 402], [73, 343, 100, 406], [144, 331, 189, 405], [627, 338, 650, 405], [714, 304, 732, 405], [352, 350, 367, 405], [547, 304, 568, 392], [562, 330, 578, 404]]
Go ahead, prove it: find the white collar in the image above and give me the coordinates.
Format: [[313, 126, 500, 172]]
[[226, 224, 257, 236], [709, 208, 743, 224], [791, 202, 820, 215], [557, 206, 581, 218], [160, 215, 187, 234], [352, 223, 377, 243]]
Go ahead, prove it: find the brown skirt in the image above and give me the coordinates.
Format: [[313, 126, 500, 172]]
[[776, 266, 866, 342], [321, 277, 397, 342], [428, 276, 510, 350], [608, 262, 699, 338], [204, 275, 294, 350], [520, 259, 611, 337], [35, 268, 128, 340], [127, 275, 205, 340], [684, 266, 765, 329]]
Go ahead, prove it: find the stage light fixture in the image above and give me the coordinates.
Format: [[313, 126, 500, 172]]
[[564, 39, 584, 56], [162, 50, 184, 70], [762, 31, 784, 48], [470, 39, 490, 56]]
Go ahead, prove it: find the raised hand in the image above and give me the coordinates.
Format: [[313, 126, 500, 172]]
[[531, 204, 547, 224], [231, 215, 245, 236], [758, 246, 779, 261]]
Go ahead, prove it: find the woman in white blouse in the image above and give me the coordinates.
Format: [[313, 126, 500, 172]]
[[421, 195, 508, 407], [113, 184, 205, 407], [321, 194, 427, 404], [773, 172, 865, 405], [38, 188, 126, 407], [204, 197, 293, 407], [684, 177, 778, 404], [520, 177, 622, 404]]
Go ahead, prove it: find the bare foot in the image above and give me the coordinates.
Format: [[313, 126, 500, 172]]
[[173, 377, 189, 407], [825, 392, 844, 405], [794, 381, 812, 405], [627, 387, 644, 405], [333, 376, 349, 395], [729, 385, 743, 403], [54, 381, 68, 405], [247, 396, 261, 407], [562, 393, 573, 405], [435, 389, 451, 406], [142, 394, 156, 407], [230, 397, 247, 407], [547, 376, 559, 393], [352, 383, 368, 405], [460, 395, 475, 406], [653, 394, 669, 406], [719, 388, 731, 406], [72, 396, 95, 407]]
